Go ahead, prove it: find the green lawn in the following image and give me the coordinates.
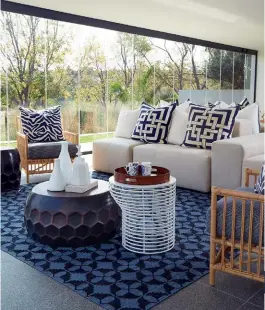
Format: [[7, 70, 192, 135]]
[[80, 133, 114, 144], [0, 142, 17, 148], [0, 133, 114, 148]]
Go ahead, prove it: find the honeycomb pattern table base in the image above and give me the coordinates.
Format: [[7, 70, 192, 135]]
[[1, 147, 21, 192], [24, 180, 121, 247]]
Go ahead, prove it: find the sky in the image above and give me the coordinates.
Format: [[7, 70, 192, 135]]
[[1, 12, 212, 73], [57, 20, 206, 69]]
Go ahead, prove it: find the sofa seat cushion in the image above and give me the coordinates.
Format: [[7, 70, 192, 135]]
[[133, 144, 211, 192], [206, 187, 263, 245], [28, 141, 77, 160], [93, 138, 144, 174]]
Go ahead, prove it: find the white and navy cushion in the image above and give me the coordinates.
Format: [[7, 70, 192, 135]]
[[19, 106, 65, 143], [131, 102, 176, 144], [207, 102, 218, 109], [254, 164, 265, 195], [237, 97, 250, 110], [182, 104, 240, 149]]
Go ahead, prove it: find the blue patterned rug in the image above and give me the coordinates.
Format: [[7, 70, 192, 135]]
[[1, 171, 211, 310]]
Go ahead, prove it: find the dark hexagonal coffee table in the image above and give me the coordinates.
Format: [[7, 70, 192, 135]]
[[24, 180, 121, 247]]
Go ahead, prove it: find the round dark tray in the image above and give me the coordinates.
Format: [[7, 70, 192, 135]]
[[114, 166, 170, 185]]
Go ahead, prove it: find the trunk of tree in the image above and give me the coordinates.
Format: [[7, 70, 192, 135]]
[[23, 85, 30, 107], [5, 112, 8, 141], [191, 55, 201, 90]]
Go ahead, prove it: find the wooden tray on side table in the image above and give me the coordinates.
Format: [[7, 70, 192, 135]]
[[114, 166, 170, 185]]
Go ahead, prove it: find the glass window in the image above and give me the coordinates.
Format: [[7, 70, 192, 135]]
[[0, 11, 257, 148]]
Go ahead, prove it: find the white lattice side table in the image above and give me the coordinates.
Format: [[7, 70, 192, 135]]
[[109, 176, 176, 254]]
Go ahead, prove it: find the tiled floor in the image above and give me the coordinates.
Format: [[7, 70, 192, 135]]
[[1, 251, 263, 310], [1, 167, 264, 310]]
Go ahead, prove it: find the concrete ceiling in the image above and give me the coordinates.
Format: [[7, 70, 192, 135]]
[[5, 0, 265, 51], [151, 0, 264, 26]]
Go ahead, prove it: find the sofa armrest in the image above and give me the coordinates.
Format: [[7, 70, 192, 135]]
[[232, 119, 253, 137], [211, 133, 264, 189]]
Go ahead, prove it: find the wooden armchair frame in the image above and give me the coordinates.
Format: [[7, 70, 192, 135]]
[[16, 117, 79, 183], [210, 168, 264, 285]]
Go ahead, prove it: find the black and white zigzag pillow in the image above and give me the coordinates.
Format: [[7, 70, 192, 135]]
[[19, 106, 65, 143], [254, 164, 265, 195], [131, 102, 176, 144], [182, 104, 240, 149]]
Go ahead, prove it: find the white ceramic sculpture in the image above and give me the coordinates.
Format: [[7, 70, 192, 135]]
[[59, 141, 72, 184], [47, 158, 66, 191], [65, 145, 97, 193], [71, 145, 90, 186]]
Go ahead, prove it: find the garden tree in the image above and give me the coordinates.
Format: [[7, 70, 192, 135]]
[[188, 45, 206, 90], [145, 40, 191, 97], [114, 33, 152, 104], [207, 48, 245, 89], [0, 12, 71, 107], [78, 40, 109, 108], [134, 63, 154, 104]]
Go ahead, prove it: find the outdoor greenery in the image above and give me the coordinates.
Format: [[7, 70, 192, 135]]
[[1, 12, 249, 143]]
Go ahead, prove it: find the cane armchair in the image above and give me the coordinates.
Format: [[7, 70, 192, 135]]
[[16, 117, 79, 183], [209, 168, 264, 285]]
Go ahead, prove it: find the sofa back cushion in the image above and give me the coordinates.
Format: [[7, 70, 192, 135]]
[[114, 109, 140, 139], [232, 119, 253, 137], [167, 109, 189, 145], [182, 104, 240, 149], [131, 102, 176, 144], [19, 105, 64, 143], [237, 103, 260, 134]]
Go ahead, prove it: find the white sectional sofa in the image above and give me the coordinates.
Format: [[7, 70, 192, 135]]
[[212, 134, 264, 189], [93, 104, 264, 193]]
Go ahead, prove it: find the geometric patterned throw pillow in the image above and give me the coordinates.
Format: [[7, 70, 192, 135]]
[[254, 164, 265, 195], [237, 97, 250, 110], [19, 105, 65, 143], [182, 104, 240, 149], [131, 102, 176, 144]]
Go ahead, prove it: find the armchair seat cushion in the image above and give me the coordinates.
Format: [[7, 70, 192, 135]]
[[206, 187, 263, 245], [28, 141, 77, 159]]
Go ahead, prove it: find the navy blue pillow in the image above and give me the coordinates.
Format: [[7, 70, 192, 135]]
[[254, 165, 265, 195], [182, 104, 240, 149], [131, 102, 176, 144]]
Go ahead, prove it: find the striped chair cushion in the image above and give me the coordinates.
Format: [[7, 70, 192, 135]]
[[206, 187, 263, 245]]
